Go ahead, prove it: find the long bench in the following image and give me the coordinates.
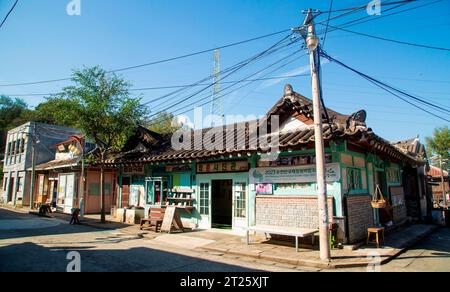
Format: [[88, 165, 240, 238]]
[[246, 225, 318, 252]]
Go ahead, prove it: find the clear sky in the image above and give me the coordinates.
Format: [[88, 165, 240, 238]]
[[0, 0, 449, 143]]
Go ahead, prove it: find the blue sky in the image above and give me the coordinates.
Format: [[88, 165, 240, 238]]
[[0, 0, 449, 143]]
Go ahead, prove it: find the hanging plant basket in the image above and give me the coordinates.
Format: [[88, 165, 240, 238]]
[[371, 200, 387, 209], [372, 185, 387, 209]]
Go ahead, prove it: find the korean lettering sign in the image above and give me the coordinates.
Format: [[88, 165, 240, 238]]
[[250, 163, 340, 184], [197, 161, 249, 173]]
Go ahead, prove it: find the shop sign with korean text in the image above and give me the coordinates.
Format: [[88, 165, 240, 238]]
[[250, 163, 340, 184], [197, 160, 248, 173]]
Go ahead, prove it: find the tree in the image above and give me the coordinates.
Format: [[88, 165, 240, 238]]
[[0, 96, 29, 159], [146, 112, 182, 136], [59, 66, 147, 222], [33, 97, 81, 128], [426, 126, 450, 171]]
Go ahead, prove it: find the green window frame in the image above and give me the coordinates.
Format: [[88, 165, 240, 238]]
[[234, 183, 246, 218], [199, 183, 210, 216], [347, 167, 362, 191]]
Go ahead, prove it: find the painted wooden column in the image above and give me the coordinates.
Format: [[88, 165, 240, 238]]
[[118, 174, 123, 209], [248, 154, 258, 227]]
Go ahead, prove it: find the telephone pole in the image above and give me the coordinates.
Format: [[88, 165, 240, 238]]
[[439, 157, 448, 209], [29, 123, 37, 210], [296, 9, 331, 262]]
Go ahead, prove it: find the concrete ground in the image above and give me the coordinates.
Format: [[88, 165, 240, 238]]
[[0, 208, 296, 272], [0, 207, 449, 272], [333, 228, 450, 272]]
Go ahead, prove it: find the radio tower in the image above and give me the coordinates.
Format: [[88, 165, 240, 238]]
[[210, 49, 223, 126]]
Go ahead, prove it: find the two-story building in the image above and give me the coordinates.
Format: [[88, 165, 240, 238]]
[[1, 122, 80, 207]]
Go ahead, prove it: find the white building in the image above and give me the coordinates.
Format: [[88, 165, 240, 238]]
[[1, 122, 80, 207]]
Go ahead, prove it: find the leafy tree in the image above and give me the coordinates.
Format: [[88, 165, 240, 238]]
[[33, 97, 81, 128], [59, 66, 147, 222], [0, 96, 29, 158], [146, 112, 182, 136], [426, 126, 450, 171]]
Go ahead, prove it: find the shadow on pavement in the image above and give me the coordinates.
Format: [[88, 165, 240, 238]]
[[0, 241, 261, 272]]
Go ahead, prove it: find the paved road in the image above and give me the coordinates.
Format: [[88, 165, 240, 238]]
[[0, 208, 288, 272], [0, 208, 449, 272], [334, 227, 450, 272]]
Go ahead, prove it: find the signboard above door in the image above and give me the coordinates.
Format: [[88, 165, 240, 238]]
[[197, 160, 249, 174], [123, 165, 145, 175]]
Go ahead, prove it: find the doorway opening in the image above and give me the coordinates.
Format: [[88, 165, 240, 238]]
[[211, 180, 233, 229], [7, 177, 14, 203], [121, 177, 130, 208]]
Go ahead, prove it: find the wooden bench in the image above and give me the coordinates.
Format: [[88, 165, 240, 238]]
[[140, 208, 166, 232], [246, 225, 318, 252]]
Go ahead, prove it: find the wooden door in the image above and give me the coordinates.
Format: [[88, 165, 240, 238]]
[[121, 177, 130, 208]]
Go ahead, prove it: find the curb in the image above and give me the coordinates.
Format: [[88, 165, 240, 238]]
[[201, 225, 439, 270]]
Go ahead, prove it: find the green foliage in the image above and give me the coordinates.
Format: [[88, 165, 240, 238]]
[[58, 66, 147, 153], [146, 112, 181, 136], [33, 97, 81, 128], [0, 96, 30, 153], [426, 126, 450, 170]]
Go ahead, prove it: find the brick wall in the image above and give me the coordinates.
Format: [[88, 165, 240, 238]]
[[346, 195, 374, 243], [255, 196, 334, 229]]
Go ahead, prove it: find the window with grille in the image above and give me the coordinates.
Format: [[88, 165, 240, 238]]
[[234, 182, 246, 218], [199, 183, 210, 215], [347, 168, 362, 191]]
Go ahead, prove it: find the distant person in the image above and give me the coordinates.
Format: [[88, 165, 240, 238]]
[[70, 208, 81, 225]]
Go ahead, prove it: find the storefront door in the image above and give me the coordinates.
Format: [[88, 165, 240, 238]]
[[211, 180, 233, 229], [121, 177, 130, 208], [7, 177, 14, 203], [63, 174, 75, 214]]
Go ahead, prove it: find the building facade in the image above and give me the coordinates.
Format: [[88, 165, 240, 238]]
[[1, 122, 80, 207], [32, 135, 117, 214], [105, 85, 427, 244]]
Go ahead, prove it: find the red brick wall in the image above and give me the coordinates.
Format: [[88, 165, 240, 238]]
[[255, 196, 334, 229], [346, 195, 374, 243]]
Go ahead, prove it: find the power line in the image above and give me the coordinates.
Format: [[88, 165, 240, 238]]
[[318, 0, 417, 14], [147, 35, 296, 116], [321, 0, 334, 49], [144, 35, 296, 109], [320, 51, 450, 122], [316, 0, 442, 36], [143, 36, 298, 106], [0, 29, 292, 87], [0, 0, 19, 30], [319, 23, 450, 51], [146, 50, 306, 127], [1, 74, 311, 97]]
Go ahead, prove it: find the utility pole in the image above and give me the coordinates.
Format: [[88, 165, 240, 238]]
[[73, 135, 85, 220], [297, 9, 331, 262], [439, 157, 448, 209], [29, 123, 37, 210]]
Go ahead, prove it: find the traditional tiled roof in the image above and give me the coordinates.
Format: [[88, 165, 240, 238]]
[[103, 85, 426, 167], [34, 157, 80, 171]]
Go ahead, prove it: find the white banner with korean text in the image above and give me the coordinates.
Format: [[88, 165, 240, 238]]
[[250, 163, 341, 184]]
